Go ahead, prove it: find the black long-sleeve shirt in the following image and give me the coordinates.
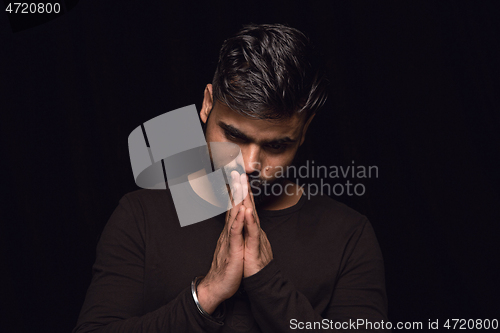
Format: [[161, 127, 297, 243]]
[[73, 188, 388, 332]]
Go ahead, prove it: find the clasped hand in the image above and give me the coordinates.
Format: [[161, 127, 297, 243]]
[[197, 171, 273, 314]]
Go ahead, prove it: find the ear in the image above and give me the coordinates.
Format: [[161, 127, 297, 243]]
[[299, 113, 315, 146], [200, 84, 214, 124]]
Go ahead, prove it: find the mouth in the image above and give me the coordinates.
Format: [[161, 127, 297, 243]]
[[248, 177, 277, 206], [248, 176, 266, 190]]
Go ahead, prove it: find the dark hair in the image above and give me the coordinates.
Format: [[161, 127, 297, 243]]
[[212, 23, 328, 120]]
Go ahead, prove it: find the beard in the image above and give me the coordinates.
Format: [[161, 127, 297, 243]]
[[248, 174, 284, 206], [209, 164, 284, 208]]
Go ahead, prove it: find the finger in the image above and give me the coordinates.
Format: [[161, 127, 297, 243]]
[[232, 182, 242, 208], [241, 175, 260, 225], [241, 173, 253, 211], [230, 170, 240, 183], [248, 186, 257, 213], [241, 173, 253, 208], [229, 170, 240, 195], [226, 186, 241, 223], [243, 207, 260, 250], [230, 171, 243, 205], [226, 183, 235, 209], [240, 173, 249, 203], [226, 183, 243, 229], [227, 171, 238, 206], [229, 206, 246, 249]]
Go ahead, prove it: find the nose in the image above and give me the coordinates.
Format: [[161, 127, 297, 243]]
[[242, 144, 262, 176]]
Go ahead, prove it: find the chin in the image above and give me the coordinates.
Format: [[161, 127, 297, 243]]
[[251, 177, 284, 206]]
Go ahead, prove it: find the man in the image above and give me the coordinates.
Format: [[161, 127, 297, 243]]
[[73, 23, 388, 332]]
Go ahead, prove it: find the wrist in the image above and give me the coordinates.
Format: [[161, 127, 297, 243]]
[[195, 277, 222, 315]]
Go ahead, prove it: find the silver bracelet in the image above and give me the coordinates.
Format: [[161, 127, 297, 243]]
[[191, 276, 220, 322]]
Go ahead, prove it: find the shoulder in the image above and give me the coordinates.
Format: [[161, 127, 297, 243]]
[[121, 188, 173, 206], [116, 188, 177, 221], [298, 194, 384, 264]]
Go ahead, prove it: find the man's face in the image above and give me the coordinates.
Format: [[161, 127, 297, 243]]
[[200, 85, 314, 205]]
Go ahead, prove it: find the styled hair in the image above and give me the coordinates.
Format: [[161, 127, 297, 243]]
[[212, 23, 329, 120]]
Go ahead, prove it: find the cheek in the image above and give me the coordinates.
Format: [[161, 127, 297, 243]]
[[263, 151, 297, 179]]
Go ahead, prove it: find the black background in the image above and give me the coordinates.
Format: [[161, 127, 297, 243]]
[[1, 1, 499, 332]]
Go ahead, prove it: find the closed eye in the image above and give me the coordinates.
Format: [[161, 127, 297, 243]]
[[224, 130, 243, 142], [266, 143, 287, 152]]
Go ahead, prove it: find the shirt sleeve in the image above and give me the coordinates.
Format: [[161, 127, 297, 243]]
[[72, 194, 226, 333], [241, 218, 389, 332]]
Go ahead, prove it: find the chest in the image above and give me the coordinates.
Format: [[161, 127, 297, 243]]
[[142, 216, 343, 314]]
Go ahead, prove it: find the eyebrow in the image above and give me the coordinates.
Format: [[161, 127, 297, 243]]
[[218, 121, 297, 145]]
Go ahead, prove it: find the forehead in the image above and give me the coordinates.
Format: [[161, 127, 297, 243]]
[[211, 101, 306, 140]]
